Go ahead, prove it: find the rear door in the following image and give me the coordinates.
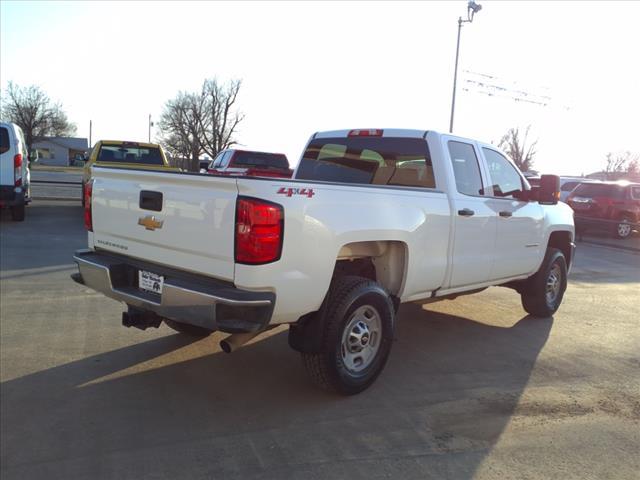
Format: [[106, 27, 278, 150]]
[[480, 147, 544, 279], [91, 168, 239, 281], [444, 138, 497, 288], [0, 125, 15, 186]]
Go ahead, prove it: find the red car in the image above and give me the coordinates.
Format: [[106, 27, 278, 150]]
[[207, 149, 293, 178], [567, 181, 640, 239]]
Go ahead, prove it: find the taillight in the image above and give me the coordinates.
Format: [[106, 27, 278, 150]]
[[235, 197, 283, 264], [84, 181, 93, 231], [14, 153, 22, 187], [348, 129, 383, 137]]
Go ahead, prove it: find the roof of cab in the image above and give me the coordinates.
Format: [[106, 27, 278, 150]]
[[314, 129, 428, 139], [98, 140, 161, 148]]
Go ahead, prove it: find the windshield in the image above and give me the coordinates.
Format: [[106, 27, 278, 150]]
[[97, 144, 164, 165], [573, 183, 625, 199]]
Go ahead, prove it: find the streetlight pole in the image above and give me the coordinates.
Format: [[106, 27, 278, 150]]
[[449, 1, 483, 134]]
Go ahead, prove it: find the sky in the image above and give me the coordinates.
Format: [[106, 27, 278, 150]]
[[1, 0, 639, 175]]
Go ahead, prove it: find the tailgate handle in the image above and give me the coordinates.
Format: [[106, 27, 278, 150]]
[[139, 190, 163, 212]]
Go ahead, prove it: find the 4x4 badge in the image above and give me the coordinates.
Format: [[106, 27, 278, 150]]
[[277, 187, 315, 198], [138, 215, 164, 231]]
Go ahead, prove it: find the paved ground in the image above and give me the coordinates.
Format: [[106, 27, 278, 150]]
[[29, 169, 83, 200], [1, 202, 639, 479]]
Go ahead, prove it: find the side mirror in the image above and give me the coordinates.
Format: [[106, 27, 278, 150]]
[[538, 174, 560, 205]]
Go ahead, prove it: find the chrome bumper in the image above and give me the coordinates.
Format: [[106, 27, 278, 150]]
[[72, 249, 275, 333]]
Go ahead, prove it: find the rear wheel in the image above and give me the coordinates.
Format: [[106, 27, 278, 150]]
[[301, 276, 395, 395], [10, 204, 25, 222], [164, 319, 213, 337], [521, 248, 567, 317]]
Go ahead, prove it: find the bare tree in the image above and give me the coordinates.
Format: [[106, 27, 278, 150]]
[[604, 151, 639, 174], [1, 82, 77, 153], [498, 125, 538, 172], [158, 91, 207, 170], [198, 79, 244, 159], [158, 78, 243, 171]]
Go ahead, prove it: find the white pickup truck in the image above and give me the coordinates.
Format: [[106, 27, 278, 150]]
[[73, 129, 575, 394]]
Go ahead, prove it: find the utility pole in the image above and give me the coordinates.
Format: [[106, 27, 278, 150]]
[[449, 1, 483, 133], [89, 120, 92, 148], [148, 114, 153, 143]]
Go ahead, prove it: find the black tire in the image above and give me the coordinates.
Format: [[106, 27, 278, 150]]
[[302, 276, 395, 395], [10, 204, 25, 222], [521, 248, 567, 318], [613, 216, 634, 239], [164, 319, 213, 337]]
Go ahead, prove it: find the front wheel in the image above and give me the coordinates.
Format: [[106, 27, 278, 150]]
[[521, 248, 567, 317], [302, 276, 395, 395], [614, 217, 634, 239]]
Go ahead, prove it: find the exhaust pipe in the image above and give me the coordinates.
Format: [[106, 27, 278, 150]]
[[220, 331, 261, 353]]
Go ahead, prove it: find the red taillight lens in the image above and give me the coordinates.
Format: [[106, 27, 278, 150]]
[[84, 181, 93, 231], [235, 197, 283, 264], [14, 153, 22, 186], [348, 129, 383, 137]]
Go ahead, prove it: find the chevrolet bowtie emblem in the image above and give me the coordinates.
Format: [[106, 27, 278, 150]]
[[138, 215, 164, 231]]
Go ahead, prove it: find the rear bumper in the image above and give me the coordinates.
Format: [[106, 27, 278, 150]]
[[72, 249, 275, 333]]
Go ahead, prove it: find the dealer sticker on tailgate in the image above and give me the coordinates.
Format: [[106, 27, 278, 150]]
[[139, 270, 164, 294]]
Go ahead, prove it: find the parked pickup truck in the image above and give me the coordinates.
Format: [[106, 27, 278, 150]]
[[82, 140, 180, 206], [73, 129, 575, 394], [207, 149, 293, 178]]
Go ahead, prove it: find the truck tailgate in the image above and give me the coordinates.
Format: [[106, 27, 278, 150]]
[[90, 168, 238, 282]]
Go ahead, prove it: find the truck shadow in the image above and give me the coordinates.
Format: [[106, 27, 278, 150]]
[[1, 304, 552, 479]]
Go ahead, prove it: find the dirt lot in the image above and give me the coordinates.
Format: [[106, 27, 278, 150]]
[[1, 201, 639, 479]]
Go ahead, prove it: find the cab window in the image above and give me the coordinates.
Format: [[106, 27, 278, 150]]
[[483, 148, 524, 198], [447, 141, 483, 196]]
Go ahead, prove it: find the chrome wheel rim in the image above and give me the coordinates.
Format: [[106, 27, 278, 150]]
[[545, 264, 562, 306], [340, 305, 382, 373], [618, 222, 631, 237]]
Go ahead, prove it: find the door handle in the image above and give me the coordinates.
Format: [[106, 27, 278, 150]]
[[139, 190, 163, 212], [458, 208, 475, 217], [499, 211, 513, 218]]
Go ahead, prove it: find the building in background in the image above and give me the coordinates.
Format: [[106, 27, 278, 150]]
[[32, 137, 89, 166]]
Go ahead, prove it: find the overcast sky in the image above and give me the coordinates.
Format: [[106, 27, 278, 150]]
[[1, 1, 639, 175]]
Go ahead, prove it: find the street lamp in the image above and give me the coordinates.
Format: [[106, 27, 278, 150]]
[[449, 0, 483, 133]]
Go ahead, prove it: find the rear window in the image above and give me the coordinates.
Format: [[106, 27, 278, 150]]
[[232, 152, 289, 170], [573, 183, 625, 199], [296, 137, 435, 188], [97, 144, 164, 165], [0, 127, 10, 154]]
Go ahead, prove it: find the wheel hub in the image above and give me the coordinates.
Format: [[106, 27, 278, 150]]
[[341, 305, 382, 373], [545, 264, 562, 305]]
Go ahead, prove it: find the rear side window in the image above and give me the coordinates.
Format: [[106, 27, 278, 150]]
[[98, 144, 163, 165], [447, 141, 483, 196], [561, 181, 580, 192], [0, 127, 10, 155], [232, 152, 289, 170], [631, 186, 640, 200], [573, 183, 624, 199], [296, 137, 435, 188]]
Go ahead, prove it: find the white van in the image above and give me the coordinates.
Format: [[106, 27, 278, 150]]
[[0, 122, 31, 221]]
